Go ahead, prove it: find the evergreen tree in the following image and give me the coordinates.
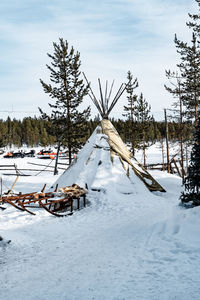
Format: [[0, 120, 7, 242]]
[[174, 0, 200, 125], [135, 93, 153, 166], [174, 10, 200, 125], [124, 70, 139, 155], [39, 38, 90, 164], [165, 70, 185, 174], [165, 70, 184, 116], [187, 0, 200, 35], [12, 119, 22, 147], [152, 120, 161, 141], [40, 127, 49, 147], [5, 117, 13, 147], [0, 120, 7, 148], [180, 114, 200, 206]]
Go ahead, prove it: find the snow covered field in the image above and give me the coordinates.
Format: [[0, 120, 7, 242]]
[[0, 145, 200, 300]]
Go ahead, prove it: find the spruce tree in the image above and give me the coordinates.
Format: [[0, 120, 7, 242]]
[[135, 93, 153, 166], [6, 117, 13, 148], [0, 120, 7, 148], [175, 33, 200, 125], [173, 0, 200, 126], [165, 70, 185, 176], [187, 0, 200, 35], [180, 114, 200, 206], [39, 38, 90, 164], [124, 70, 139, 155]]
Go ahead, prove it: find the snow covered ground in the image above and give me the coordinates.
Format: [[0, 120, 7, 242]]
[[0, 144, 200, 300]]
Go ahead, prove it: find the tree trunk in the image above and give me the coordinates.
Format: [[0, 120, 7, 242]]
[[54, 140, 61, 175], [68, 145, 72, 165], [178, 82, 184, 181], [161, 138, 165, 170], [164, 109, 170, 173], [143, 146, 146, 167], [130, 109, 135, 156]]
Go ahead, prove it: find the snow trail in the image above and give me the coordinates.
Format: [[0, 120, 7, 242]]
[[0, 152, 200, 299]]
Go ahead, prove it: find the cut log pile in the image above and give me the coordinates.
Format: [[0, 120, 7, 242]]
[[0, 183, 87, 217]]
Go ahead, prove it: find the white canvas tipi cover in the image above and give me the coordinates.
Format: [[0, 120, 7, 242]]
[[51, 120, 165, 193]]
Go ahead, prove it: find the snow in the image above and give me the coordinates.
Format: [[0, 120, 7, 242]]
[[0, 143, 200, 300]]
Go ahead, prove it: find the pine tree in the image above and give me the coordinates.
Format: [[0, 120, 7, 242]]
[[152, 121, 161, 141], [165, 70, 185, 175], [135, 93, 153, 166], [187, 0, 200, 35], [0, 120, 7, 148], [12, 119, 22, 147], [174, 25, 200, 125], [39, 38, 90, 164], [124, 70, 139, 155], [180, 114, 200, 206], [5, 117, 13, 147]]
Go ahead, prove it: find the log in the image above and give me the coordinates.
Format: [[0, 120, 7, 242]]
[[27, 162, 67, 170], [7, 176, 19, 196], [3, 173, 31, 176], [0, 165, 15, 168], [15, 168, 54, 172], [172, 159, 182, 177]]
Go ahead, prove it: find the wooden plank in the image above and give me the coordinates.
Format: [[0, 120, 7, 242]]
[[27, 162, 67, 170], [172, 159, 181, 177], [178, 160, 186, 177], [2, 173, 31, 176], [0, 165, 16, 167], [14, 169, 54, 172], [7, 176, 19, 196], [145, 163, 167, 168], [0, 168, 54, 172]]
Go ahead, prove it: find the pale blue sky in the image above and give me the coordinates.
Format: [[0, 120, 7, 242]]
[[0, 0, 197, 120]]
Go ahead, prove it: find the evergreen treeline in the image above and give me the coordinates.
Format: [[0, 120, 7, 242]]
[[0, 117, 56, 148], [0, 116, 193, 149], [112, 119, 193, 146]]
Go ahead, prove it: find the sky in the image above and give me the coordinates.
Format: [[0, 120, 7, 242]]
[[0, 0, 198, 121]]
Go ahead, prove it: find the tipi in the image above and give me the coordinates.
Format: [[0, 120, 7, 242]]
[[51, 77, 165, 194]]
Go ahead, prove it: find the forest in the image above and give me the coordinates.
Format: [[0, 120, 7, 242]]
[[0, 116, 193, 149]]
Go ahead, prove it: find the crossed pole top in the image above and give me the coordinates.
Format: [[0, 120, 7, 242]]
[[83, 72, 128, 119]]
